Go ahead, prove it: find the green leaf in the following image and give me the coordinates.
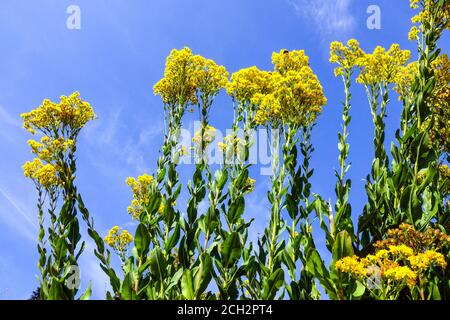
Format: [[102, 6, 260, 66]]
[[220, 232, 242, 268], [352, 280, 365, 299], [79, 282, 92, 300], [331, 230, 354, 263], [165, 224, 180, 252], [149, 247, 167, 280], [181, 269, 195, 300], [120, 273, 134, 300], [194, 253, 213, 297], [134, 224, 150, 257], [228, 197, 245, 224], [262, 269, 284, 300]]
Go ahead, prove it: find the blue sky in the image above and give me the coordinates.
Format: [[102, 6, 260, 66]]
[[0, 0, 448, 299]]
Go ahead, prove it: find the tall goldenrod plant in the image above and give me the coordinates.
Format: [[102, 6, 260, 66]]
[[22, 92, 96, 299]]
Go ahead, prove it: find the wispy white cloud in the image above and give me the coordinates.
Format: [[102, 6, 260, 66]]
[[82, 108, 164, 177], [0, 105, 21, 128], [0, 185, 37, 242], [287, 0, 355, 38]]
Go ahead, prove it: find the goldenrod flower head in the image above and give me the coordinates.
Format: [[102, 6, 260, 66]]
[[357, 44, 411, 85], [335, 256, 368, 277], [192, 55, 229, 99], [393, 61, 418, 100], [21, 91, 96, 135], [254, 51, 327, 127], [153, 47, 199, 106], [272, 49, 309, 74], [104, 226, 133, 252], [384, 266, 417, 286], [192, 125, 216, 147], [408, 250, 447, 272], [126, 173, 155, 219], [22, 158, 61, 189], [154, 47, 228, 108], [409, 0, 450, 33], [388, 244, 414, 257], [329, 39, 365, 76], [27, 136, 75, 162], [226, 66, 273, 104], [244, 177, 256, 193]]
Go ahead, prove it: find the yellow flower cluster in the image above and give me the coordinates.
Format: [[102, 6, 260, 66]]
[[376, 223, 450, 252], [383, 266, 417, 286], [329, 39, 365, 76], [153, 47, 228, 107], [226, 66, 272, 104], [253, 50, 326, 126], [126, 174, 155, 219], [22, 158, 61, 188], [104, 226, 133, 253], [193, 56, 229, 101], [427, 54, 450, 151], [335, 256, 368, 277], [409, 0, 450, 38], [192, 125, 217, 148], [27, 136, 74, 162], [337, 225, 449, 288], [21, 91, 96, 135], [218, 134, 245, 155], [356, 44, 411, 85], [244, 177, 256, 193], [408, 250, 447, 271], [393, 62, 418, 100]]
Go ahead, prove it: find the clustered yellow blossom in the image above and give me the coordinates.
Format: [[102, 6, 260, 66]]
[[393, 61, 418, 101], [253, 50, 326, 127], [244, 177, 256, 193], [375, 223, 450, 252], [409, 0, 450, 39], [192, 125, 217, 148], [337, 225, 449, 289], [356, 44, 411, 85], [329, 39, 365, 76], [104, 226, 133, 253], [427, 54, 450, 151], [126, 174, 155, 219], [335, 256, 368, 277], [226, 66, 272, 104], [22, 158, 61, 188], [21, 91, 96, 135], [193, 56, 229, 101], [383, 266, 417, 286], [408, 250, 447, 271], [153, 47, 228, 107], [27, 136, 74, 162], [218, 134, 245, 154]]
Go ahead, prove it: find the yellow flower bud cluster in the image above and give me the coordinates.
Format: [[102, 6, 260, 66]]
[[337, 225, 449, 289], [153, 47, 228, 107], [126, 174, 155, 219], [219, 134, 245, 156], [22, 158, 61, 189], [104, 226, 133, 253], [356, 44, 411, 85], [244, 177, 256, 193], [27, 136, 74, 163], [329, 39, 365, 77], [192, 125, 217, 148], [21, 92, 95, 190], [226, 66, 272, 104], [409, 0, 450, 40], [21, 91, 96, 135]]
